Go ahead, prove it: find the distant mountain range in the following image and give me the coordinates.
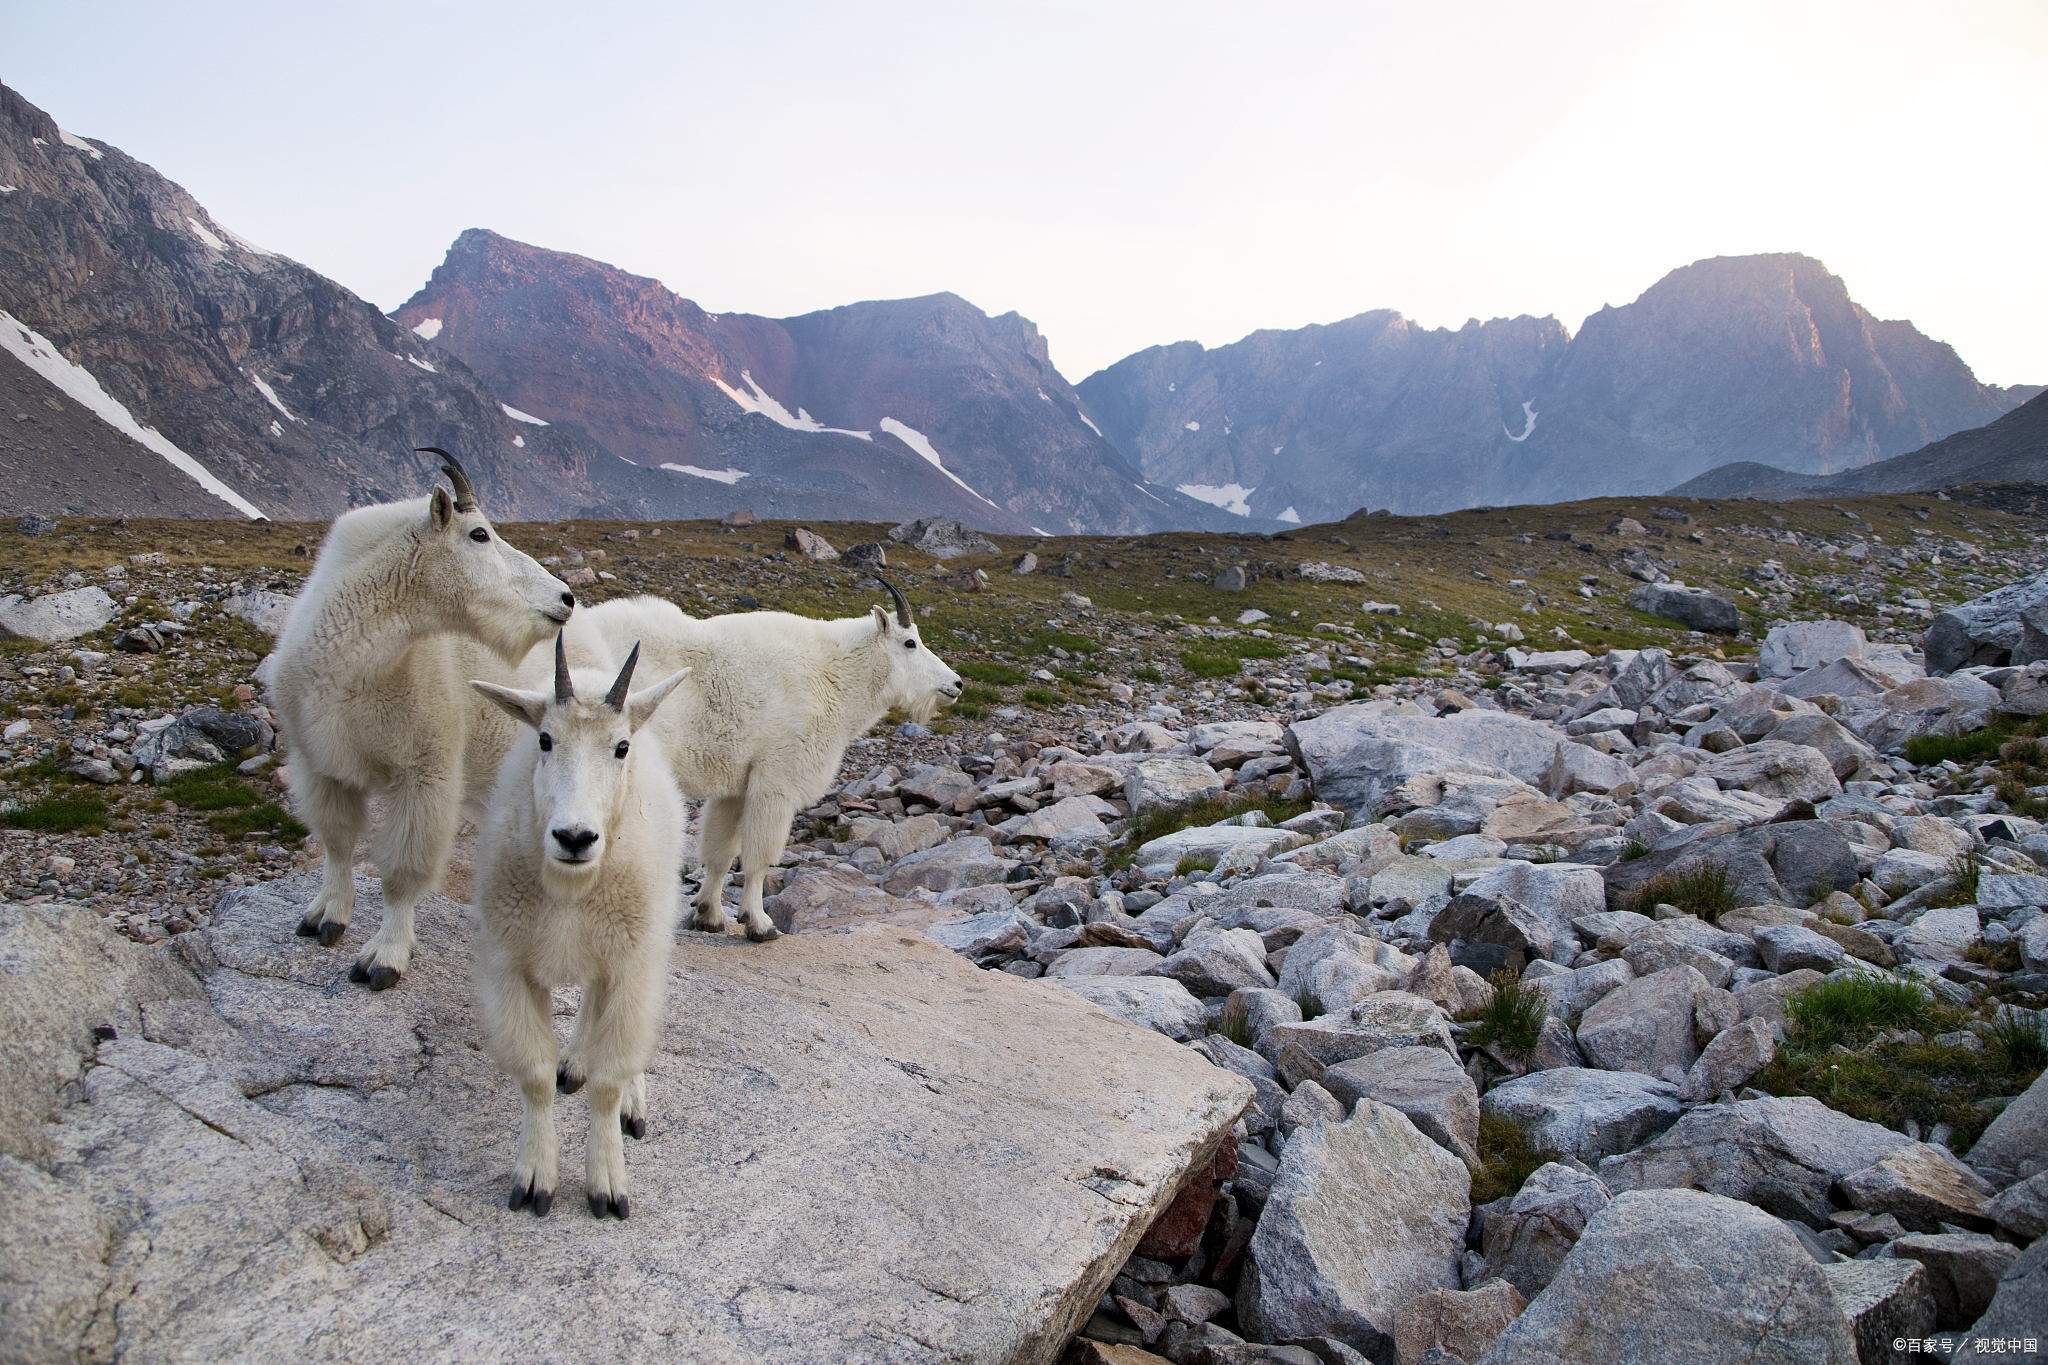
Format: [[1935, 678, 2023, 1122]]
[[0, 82, 2035, 529]]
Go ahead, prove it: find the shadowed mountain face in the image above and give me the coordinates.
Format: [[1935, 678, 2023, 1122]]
[[0, 85, 645, 522], [1078, 253, 2034, 519], [391, 231, 1230, 535]]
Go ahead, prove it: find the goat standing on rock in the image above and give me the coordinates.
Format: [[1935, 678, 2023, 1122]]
[[268, 452, 574, 989], [554, 577, 961, 942], [470, 636, 690, 1219]]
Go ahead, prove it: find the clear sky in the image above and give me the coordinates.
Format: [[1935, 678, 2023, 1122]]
[[5, 1, 2043, 386]]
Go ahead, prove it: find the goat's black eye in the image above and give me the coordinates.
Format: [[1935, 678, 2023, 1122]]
[[469, 526, 490, 543], [904, 639, 916, 649], [614, 740, 629, 759], [538, 733, 553, 752]]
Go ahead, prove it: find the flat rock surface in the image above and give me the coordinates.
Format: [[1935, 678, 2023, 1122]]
[[5, 873, 1251, 1364]]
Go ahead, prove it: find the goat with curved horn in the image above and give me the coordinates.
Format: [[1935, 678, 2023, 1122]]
[[604, 643, 642, 712], [872, 575, 912, 628], [416, 445, 479, 512], [554, 632, 574, 704]]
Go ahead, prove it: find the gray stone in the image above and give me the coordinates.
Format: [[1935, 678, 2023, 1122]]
[[1781, 655, 1907, 701], [1366, 856, 1456, 916], [1259, 994, 1458, 1088], [1124, 759, 1227, 816], [896, 762, 979, 808], [1, 875, 1251, 1364], [1391, 1281, 1527, 1365], [1891, 1233, 2021, 1330], [881, 836, 1016, 895], [1279, 1079, 1347, 1138], [1274, 923, 1376, 1000], [1597, 1096, 1914, 1228], [1947, 1239, 2048, 1364], [1976, 874, 2048, 909], [1285, 706, 1575, 819], [1764, 820, 1863, 904], [1761, 621, 1868, 678], [222, 589, 296, 636], [1135, 823, 1306, 868], [1766, 713, 1878, 782], [1626, 583, 1742, 633], [1046, 946, 1165, 978], [1529, 958, 1636, 1023], [1430, 893, 1557, 963], [1456, 863, 1606, 961], [1697, 740, 1844, 804], [1756, 924, 1849, 974], [925, 907, 1033, 956], [1922, 569, 2048, 674], [1853, 676, 2004, 755], [1981, 1168, 2048, 1241], [1479, 1161, 1612, 1298], [1144, 928, 1275, 997], [0, 586, 118, 643], [1015, 795, 1110, 842], [1480, 1068, 1683, 1163], [1056, 975, 1211, 1041], [1622, 936, 1736, 987], [1224, 988, 1306, 1050], [1965, 1066, 2048, 1188], [1190, 1033, 1279, 1083], [886, 515, 1000, 558], [1678, 1016, 1777, 1102], [1242, 1101, 1471, 1349], [1475, 1189, 1856, 1364], [1318, 1045, 1481, 1169], [1575, 966, 1713, 1080], [1872, 847, 1952, 894], [1821, 1260, 1936, 1365], [1895, 905, 1981, 964], [1837, 1143, 1995, 1234], [1539, 741, 1634, 798]]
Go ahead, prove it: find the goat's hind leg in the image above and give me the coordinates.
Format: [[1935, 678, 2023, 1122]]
[[350, 770, 458, 990], [689, 795, 743, 934], [620, 1072, 647, 1140], [293, 771, 367, 947]]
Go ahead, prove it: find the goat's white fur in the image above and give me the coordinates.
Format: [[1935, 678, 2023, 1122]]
[[268, 483, 572, 988], [470, 647, 690, 1219], [521, 593, 962, 940]]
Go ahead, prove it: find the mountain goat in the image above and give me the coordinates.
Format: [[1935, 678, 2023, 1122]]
[[470, 637, 690, 1219], [553, 577, 961, 942], [269, 451, 574, 990]]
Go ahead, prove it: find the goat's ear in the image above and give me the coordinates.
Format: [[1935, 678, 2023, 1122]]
[[624, 667, 690, 733], [429, 485, 455, 531], [470, 680, 549, 729], [871, 605, 893, 636]]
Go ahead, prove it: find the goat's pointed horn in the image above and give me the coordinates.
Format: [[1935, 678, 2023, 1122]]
[[873, 574, 912, 629], [416, 446, 478, 512], [553, 631, 574, 704], [604, 642, 641, 712]]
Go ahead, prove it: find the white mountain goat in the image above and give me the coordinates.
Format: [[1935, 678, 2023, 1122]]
[[469, 637, 690, 1220], [551, 577, 961, 941], [269, 451, 575, 989]]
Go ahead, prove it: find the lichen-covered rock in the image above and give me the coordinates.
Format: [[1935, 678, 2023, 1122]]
[[1481, 1068, 1683, 1163], [1479, 1161, 1612, 1298], [1821, 1260, 1936, 1365], [1318, 1044, 1481, 1169]]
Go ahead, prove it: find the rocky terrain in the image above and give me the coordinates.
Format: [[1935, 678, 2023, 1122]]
[[1078, 255, 2040, 522], [5, 490, 2048, 1362]]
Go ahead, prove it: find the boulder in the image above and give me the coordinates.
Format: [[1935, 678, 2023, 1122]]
[[1765, 713, 1879, 781], [1223, 988, 1305, 1050], [1964, 1066, 2048, 1188], [1391, 1282, 1526, 1365], [1046, 947, 1165, 978], [1837, 1143, 1995, 1234], [1982, 1169, 2048, 1241], [886, 515, 999, 558], [1056, 976, 1211, 1041], [1894, 905, 1981, 964], [222, 589, 297, 636], [783, 526, 839, 561], [1622, 936, 1735, 988], [1429, 893, 1557, 963], [1780, 655, 1906, 702], [1891, 1233, 2021, 1329], [1274, 923, 1377, 1000], [1123, 759, 1226, 816], [1015, 796, 1111, 842], [1539, 742, 1634, 798], [1922, 570, 2048, 674], [1678, 1017, 1777, 1102], [1481, 1068, 1683, 1163], [1762, 821, 1863, 904], [1998, 660, 2048, 715], [1755, 924, 1847, 974], [1285, 706, 1573, 818], [882, 837, 1017, 895], [1241, 1101, 1471, 1351], [1760, 621, 1868, 678], [1597, 1096, 1914, 1228], [1575, 966, 1713, 1081], [1821, 1260, 1936, 1365], [768, 864, 957, 935], [1626, 583, 1743, 634], [1456, 863, 1606, 960], [1696, 741, 1843, 804], [0, 878, 1251, 1364], [1602, 836, 1790, 914], [1134, 823, 1305, 868], [1366, 856, 1457, 917], [1143, 928, 1275, 997], [1258, 994, 1458, 1088], [1872, 847, 1952, 894], [1733, 969, 1828, 1031], [1529, 958, 1636, 1023], [1318, 1045, 1481, 1169], [1479, 1161, 1613, 1298], [1647, 777, 1785, 826], [1975, 873, 2048, 910], [0, 585, 118, 643], [1947, 1240, 2048, 1364], [1474, 1189, 1856, 1365], [1853, 675, 2003, 755]]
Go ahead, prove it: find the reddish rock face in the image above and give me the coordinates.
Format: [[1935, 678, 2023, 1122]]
[[1135, 1139, 1240, 1259]]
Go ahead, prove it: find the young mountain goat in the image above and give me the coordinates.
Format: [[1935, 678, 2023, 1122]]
[[269, 452, 574, 989], [551, 578, 961, 942], [470, 637, 690, 1220]]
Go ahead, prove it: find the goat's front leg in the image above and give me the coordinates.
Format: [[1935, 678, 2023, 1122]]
[[350, 767, 459, 990], [482, 966, 560, 1216], [293, 771, 366, 947], [733, 792, 793, 942], [575, 978, 647, 1219], [689, 794, 743, 934], [620, 1072, 648, 1140]]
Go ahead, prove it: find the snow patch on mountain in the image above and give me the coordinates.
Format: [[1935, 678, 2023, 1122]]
[[879, 418, 1001, 509], [1505, 400, 1538, 443], [405, 356, 436, 374], [243, 369, 298, 422], [185, 217, 225, 252], [660, 463, 749, 484], [1278, 506, 1301, 524], [1177, 483, 1255, 517], [56, 128, 102, 160], [716, 370, 871, 440], [0, 310, 264, 518], [412, 318, 443, 341], [501, 403, 549, 426]]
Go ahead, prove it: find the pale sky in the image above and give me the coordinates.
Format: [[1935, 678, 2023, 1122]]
[[6, 1, 2044, 386]]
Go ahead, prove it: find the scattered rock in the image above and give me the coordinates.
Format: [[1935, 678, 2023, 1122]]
[[1480, 1068, 1683, 1163], [1392, 1281, 1526, 1365], [1317, 1045, 1481, 1169], [1625, 583, 1742, 634], [887, 516, 999, 558], [0, 586, 118, 643], [1821, 1260, 1936, 1365], [1891, 1232, 2021, 1329], [1479, 1161, 1613, 1298], [1837, 1143, 1995, 1234]]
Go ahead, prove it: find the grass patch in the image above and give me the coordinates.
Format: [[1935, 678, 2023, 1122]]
[[1903, 727, 2011, 767], [1463, 969, 1548, 1061], [1132, 665, 1163, 683], [1992, 1009, 2048, 1073], [206, 800, 306, 840], [1210, 1010, 1253, 1049], [1941, 849, 1983, 907], [1107, 790, 1314, 870], [0, 791, 110, 832], [158, 763, 261, 812], [956, 660, 1025, 685], [1293, 984, 1327, 1023], [1470, 1114, 1557, 1204], [1620, 838, 1650, 862], [1033, 629, 1098, 656], [957, 684, 1005, 708], [1175, 853, 1216, 876], [1021, 687, 1060, 708], [1179, 651, 1244, 679], [1633, 859, 1736, 921], [1785, 976, 1931, 1050]]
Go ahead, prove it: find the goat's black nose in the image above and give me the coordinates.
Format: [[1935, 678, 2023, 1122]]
[[552, 827, 599, 856], [560, 591, 576, 609]]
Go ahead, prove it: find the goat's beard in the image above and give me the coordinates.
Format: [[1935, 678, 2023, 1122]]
[[902, 691, 946, 726], [476, 608, 558, 667]]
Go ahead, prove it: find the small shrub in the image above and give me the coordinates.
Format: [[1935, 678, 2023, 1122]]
[[1467, 969, 1547, 1061], [2000, 735, 2046, 766], [1619, 838, 1650, 862], [1991, 1010, 2048, 1073], [0, 792, 110, 832], [1211, 1011, 1252, 1049], [1633, 859, 1737, 921], [207, 800, 307, 840], [1293, 984, 1327, 1023], [1784, 976, 1929, 1051], [1132, 665, 1163, 683], [957, 660, 1025, 686], [159, 763, 259, 812], [1941, 849, 1983, 907], [957, 684, 1005, 708], [1175, 853, 1216, 876], [1470, 1115, 1556, 1204]]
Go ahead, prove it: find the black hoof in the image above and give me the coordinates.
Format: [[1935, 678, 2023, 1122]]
[[317, 921, 346, 947], [294, 919, 321, 938], [531, 1188, 552, 1217], [588, 1193, 628, 1220], [622, 1113, 646, 1140], [746, 924, 782, 943], [366, 966, 400, 991], [347, 960, 368, 984], [556, 1068, 585, 1095]]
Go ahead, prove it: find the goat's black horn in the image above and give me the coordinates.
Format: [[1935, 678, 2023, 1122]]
[[605, 642, 641, 712], [553, 632, 573, 705], [417, 446, 479, 513], [873, 574, 912, 629]]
